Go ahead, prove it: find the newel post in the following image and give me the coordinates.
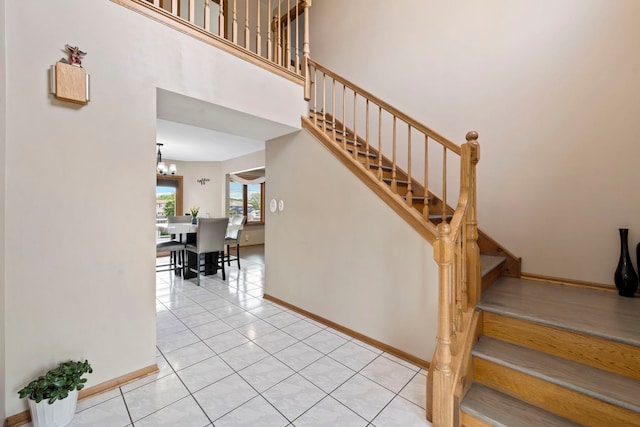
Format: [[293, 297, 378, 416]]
[[432, 222, 454, 426], [303, 0, 312, 100], [465, 131, 481, 307]]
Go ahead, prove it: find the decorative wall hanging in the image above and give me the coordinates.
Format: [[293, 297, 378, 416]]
[[197, 178, 211, 186], [50, 44, 90, 105]]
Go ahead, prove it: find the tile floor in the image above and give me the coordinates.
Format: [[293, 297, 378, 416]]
[[28, 250, 432, 426]]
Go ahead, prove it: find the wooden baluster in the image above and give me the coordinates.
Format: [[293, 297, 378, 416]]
[[267, 0, 272, 61], [254, 0, 261, 56], [352, 92, 358, 160], [232, 0, 238, 43], [204, 0, 211, 32], [455, 234, 463, 332], [465, 131, 481, 307], [405, 126, 413, 206], [171, 0, 178, 15], [302, 0, 311, 77], [331, 78, 336, 141], [365, 100, 370, 168], [188, 0, 195, 23], [423, 135, 430, 220], [218, 0, 225, 37], [342, 85, 346, 151], [244, 0, 250, 49], [433, 222, 454, 427], [313, 67, 317, 124], [391, 116, 397, 193], [461, 212, 469, 314], [272, 15, 279, 65], [322, 73, 326, 131], [285, 0, 291, 70], [277, 0, 281, 65], [377, 107, 383, 180], [295, 0, 299, 72], [442, 147, 447, 222]]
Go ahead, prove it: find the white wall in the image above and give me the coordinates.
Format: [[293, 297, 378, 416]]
[[0, 0, 6, 421], [3, 0, 303, 416], [266, 129, 439, 360], [163, 159, 224, 218], [309, 0, 640, 286]]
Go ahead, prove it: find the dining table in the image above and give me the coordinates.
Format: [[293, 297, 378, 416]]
[[156, 221, 220, 278]]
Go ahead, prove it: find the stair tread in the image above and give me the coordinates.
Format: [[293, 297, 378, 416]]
[[473, 336, 640, 412], [478, 277, 640, 348], [367, 163, 393, 171], [461, 383, 582, 427], [480, 254, 506, 277], [346, 147, 377, 158]]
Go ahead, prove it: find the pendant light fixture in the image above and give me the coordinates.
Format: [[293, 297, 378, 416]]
[[156, 143, 177, 175]]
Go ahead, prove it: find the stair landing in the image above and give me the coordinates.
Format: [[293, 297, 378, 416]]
[[478, 277, 640, 347]]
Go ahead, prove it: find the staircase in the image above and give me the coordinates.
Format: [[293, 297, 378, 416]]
[[302, 60, 640, 426], [460, 277, 640, 426]]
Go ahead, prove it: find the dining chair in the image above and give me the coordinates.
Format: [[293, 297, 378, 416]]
[[185, 217, 228, 285], [155, 215, 192, 273], [225, 215, 247, 269]]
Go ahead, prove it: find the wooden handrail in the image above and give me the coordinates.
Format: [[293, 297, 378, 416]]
[[305, 63, 480, 427], [307, 59, 461, 154], [431, 131, 480, 426]]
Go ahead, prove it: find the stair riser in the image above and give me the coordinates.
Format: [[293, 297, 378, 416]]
[[481, 264, 502, 290], [483, 312, 640, 381], [460, 412, 500, 427], [473, 357, 639, 426]]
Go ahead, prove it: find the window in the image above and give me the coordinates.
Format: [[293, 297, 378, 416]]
[[228, 170, 265, 224]]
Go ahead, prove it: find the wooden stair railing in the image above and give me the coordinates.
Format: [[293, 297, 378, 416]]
[[304, 59, 481, 426], [112, 0, 311, 83]]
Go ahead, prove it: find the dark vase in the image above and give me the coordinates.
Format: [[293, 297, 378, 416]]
[[192, 216, 198, 225], [614, 228, 638, 297]]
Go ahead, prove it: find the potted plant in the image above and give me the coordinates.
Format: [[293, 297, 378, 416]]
[[190, 205, 199, 224], [18, 360, 92, 427]]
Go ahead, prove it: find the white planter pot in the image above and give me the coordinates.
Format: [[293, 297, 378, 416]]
[[28, 389, 78, 427]]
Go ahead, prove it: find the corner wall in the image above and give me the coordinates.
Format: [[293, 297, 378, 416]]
[[265, 129, 439, 360], [4, 0, 303, 416], [309, 0, 640, 285], [0, 0, 7, 421]]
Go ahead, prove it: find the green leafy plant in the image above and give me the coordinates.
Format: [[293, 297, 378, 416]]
[[18, 360, 93, 404], [190, 205, 199, 217]]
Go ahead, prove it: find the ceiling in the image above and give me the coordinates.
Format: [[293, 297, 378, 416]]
[[156, 89, 298, 162]]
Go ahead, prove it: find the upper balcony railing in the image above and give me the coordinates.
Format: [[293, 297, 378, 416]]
[[113, 0, 310, 84]]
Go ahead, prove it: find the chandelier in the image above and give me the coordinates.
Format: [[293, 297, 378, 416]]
[[156, 143, 177, 175]]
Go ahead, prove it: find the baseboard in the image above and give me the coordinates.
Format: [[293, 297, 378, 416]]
[[263, 294, 430, 369], [520, 272, 623, 292], [5, 364, 158, 427]]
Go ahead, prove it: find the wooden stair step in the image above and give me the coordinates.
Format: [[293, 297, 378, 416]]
[[478, 277, 640, 347], [426, 212, 451, 220], [473, 336, 640, 414], [367, 163, 393, 172], [461, 383, 581, 427], [479, 254, 506, 277], [315, 123, 348, 135], [479, 254, 506, 290], [335, 136, 362, 146], [382, 177, 410, 186], [346, 147, 377, 159]]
